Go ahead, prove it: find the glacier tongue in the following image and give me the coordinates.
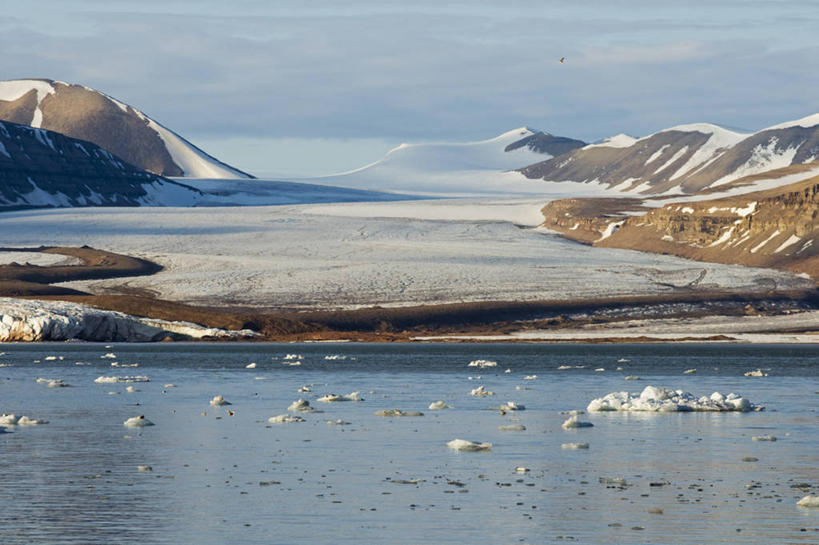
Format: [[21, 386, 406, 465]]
[[0, 297, 256, 342]]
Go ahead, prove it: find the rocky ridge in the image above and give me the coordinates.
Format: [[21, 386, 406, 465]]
[[0, 119, 201, 210]]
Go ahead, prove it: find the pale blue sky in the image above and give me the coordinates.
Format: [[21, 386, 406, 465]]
[[3, 1, 819, 176]]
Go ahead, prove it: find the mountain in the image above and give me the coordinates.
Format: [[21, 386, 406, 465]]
[[521, 115, 819, 195], [0, 79, 252, 179], [298, 128, 586, 196], [0, 119, 202, 210], [539, 163, 819, 279]]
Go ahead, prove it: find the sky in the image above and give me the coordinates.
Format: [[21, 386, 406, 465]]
[[3, 0, 819, 177]]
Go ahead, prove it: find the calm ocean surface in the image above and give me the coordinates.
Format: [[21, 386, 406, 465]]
[[0, 342, 817, 544]]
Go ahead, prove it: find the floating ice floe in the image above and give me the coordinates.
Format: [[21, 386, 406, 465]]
[[594, 368, 605, 372], [752, 435, 777, 442], [497, 401, 525, 411], [123, 415, 154, 427], [44, 356, 57, 361], [288, 399, 321, 413], [245, 362, 257, 369], [209, 395, 231, 406], [317, 392, 362, 402], [327, 419, 350, 426], [446, 439, 491, 452], [684, 368, 697, 374], [468, 359, 497, 368], [504, 368, 511, 374], [102, 353, 117, 359], [470, 385, 494, 397], [94, 376, 150, 383], [268, 414, 305, 424], [557, 365, 573, 370], [744, 369, 768, 377], [111, 362, 139, 368], [515, 467, 529, 473], [125, 386, 138, 393], [498, 424, 526, 431], [524, 375, 537, 380], [281, 361, 302, 366], [298, 385, 311, 393], [617, 358, 630, 363], [137, 465, 152, 472], [561, 409, 584, 415], [0, 413, 48, 426], [561, 442, 590, 449], [797, 495, 819, 508], [624, 375, 640, 381], [283, 354, 303, 360], [586, 385, 762, 412], [374, 409, 424, 417], [562, 415, 594, 429], [36, 377, 69, 388], [428, 401, 452, 410], [324, 355, 347, 360]]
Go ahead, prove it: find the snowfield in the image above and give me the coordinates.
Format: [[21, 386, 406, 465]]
[[0, 201, 810, 310]]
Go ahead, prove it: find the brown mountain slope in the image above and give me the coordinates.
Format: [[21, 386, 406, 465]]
[[540, 169, 819, 279]]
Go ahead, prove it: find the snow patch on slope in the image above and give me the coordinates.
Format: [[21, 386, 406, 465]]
[[764, 113, 819, 131], [584, 133, 637, 149], [0, 79, 57, 128]]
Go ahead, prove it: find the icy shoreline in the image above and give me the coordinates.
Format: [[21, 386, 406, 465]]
[[0, 298, 256, 342]]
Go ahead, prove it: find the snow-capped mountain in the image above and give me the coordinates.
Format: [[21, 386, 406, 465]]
[[299, 128, 585, 196], [0, 119, 202, 209], [521, 115, 819, 194], [0, 79, 252, 179]]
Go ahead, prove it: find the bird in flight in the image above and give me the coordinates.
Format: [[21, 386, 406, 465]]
[[559, 57, 565, 63]]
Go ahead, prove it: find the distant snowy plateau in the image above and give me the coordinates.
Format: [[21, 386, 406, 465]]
[[1, 79, 818, 341]]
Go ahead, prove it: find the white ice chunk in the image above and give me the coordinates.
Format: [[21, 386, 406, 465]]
[[446, 438, 492, 452]]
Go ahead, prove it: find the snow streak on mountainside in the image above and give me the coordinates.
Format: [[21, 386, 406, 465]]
[[299, 128, 586, 196], [521, 116, 819, 195], [0, 79, 252, 179], [0, 119, 201, 209]]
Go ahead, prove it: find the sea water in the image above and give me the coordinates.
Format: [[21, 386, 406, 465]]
[[0, 343, 817, 544]]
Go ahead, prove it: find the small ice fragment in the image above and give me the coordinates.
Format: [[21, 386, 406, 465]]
[[744, 369, 768, 377], [468, 359, 497, 368], [504, 368, 511, 374], [557, 365, 573, 370], [797, 495, 819, 508], [499, 401, 525, 411], [288, 399, 320, 413], [561, 442, 590, 449], [44, 356, 57, 361], [268, 414, 305, 424], [428, 401, 452, 410], [0, 414, 48, 426], [560, 409, 584, 415], [498, 424, 526, 431], [599, 477, 627, 486], [327, 419, 350, 426], [684, 369, 697, 374], [297, 386, 311, 393], [524, 375, 537, 380], [324, 355, 346, 360], [102, 353, 116, 359], [515, 467, 529, 474], [615, 366, 623, 371], [164, 384, 176, 388], [317, 392, 362, 402], [594, 368, 605, 372], [446, 439, 492, 452], [94, 376, 150, 383], [17, 416, 48, 425], [125, 386, 137, 393], [123, 415, 154, 427], [751, 435, 777, 442], [587, 385, 761, 412], [283, 354, 303, 360], [562, 416, 593, 429], [470, 385, 494, 397], [209, 395, 231, 406], [245, 362, 257, 369], [374, 409, 424, 417], [617, 358, 630, 363], [137, 465, 152, 472]]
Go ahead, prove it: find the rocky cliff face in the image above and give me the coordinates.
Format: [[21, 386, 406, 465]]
[[0, 79, 252, 178], [540, 173, 819, 279], [0, 119, 201, 209], [0, 297, 256, 341]]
